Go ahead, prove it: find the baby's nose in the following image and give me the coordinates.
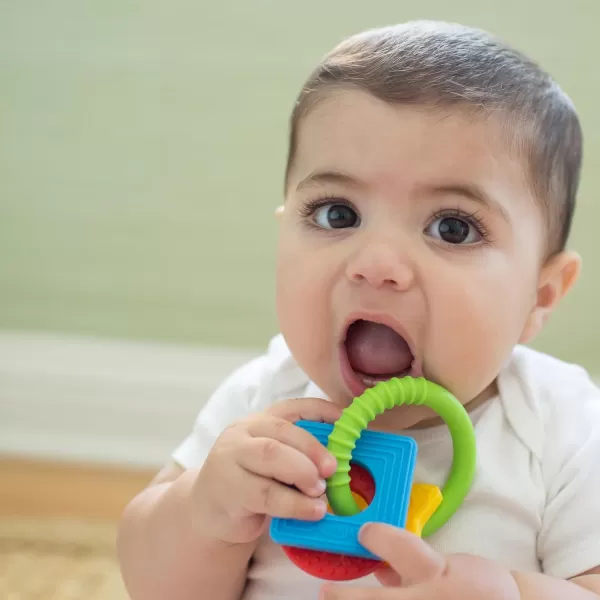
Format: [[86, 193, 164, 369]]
[[345, 241, 415, 291]]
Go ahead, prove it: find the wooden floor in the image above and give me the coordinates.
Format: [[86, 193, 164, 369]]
[[0, 456, 155, 519], [0, 457, 156, 599]]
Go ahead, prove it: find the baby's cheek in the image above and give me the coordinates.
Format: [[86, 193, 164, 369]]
[[276, 268, 330, 369], [430, 287, 521, 400]]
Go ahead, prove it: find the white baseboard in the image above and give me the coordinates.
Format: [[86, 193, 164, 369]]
[[0, 331, 259, 469]]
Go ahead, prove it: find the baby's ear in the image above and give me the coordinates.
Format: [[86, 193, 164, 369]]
[[520, 251, 581, 344]]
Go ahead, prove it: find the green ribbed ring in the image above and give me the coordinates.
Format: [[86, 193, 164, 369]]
[[326, 377, 476, 537]]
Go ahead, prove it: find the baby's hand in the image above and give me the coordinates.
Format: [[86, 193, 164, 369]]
[[321, 524, 521, 600], [191, 398, 342, 545]]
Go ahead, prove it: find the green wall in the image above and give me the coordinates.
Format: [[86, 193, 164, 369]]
[[1, 1, 599, 370]]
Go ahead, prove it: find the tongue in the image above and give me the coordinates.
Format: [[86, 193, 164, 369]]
[[345, 320, 413, 376]]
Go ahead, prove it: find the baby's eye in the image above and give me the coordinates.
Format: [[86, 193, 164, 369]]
[[314, 203, 360, 229], [425, 215, 481, 244]]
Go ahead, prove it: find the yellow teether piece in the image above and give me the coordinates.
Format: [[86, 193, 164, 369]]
[[405, 484, 443, 537]]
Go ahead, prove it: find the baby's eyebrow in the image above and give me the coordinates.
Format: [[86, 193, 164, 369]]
[[418, 182, 511, 224], [296, 169, 364, 192]]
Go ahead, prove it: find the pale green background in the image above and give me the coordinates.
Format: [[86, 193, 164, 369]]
[[1, 1, 599, 369]]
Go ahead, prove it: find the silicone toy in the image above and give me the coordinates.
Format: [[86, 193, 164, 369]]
[[280, 463, 381, 581], [271, 420, 418, 560], [270, 377, 476, 580], [278, 463, 443, 580], [327, 377, 476, 536]]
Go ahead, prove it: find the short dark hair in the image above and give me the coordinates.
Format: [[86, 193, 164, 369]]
[[285, 21, 582, 255]]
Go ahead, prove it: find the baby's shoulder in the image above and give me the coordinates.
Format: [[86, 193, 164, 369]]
[[502, 345, 598, 410], [497, 345, 600, 458], [221, 334, 312, 412]]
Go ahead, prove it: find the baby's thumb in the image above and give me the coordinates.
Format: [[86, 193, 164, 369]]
[[359, 523, 446, 587]]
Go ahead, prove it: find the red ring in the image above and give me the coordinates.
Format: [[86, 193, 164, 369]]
[[282, 464, 380, 581]]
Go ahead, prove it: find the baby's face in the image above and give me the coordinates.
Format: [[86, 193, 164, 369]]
[[276, 90, 547, 428]]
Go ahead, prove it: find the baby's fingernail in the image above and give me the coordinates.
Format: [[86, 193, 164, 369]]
[[310, 479, 326, 496], [314, 500, 327, 518], [320, 455, 337, 473]]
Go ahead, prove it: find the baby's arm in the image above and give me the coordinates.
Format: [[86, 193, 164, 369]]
[[118, 393, 340, 600], [116, 353, 271, 600], [117, 463, 255, 600], [514, 568, 600, 598]]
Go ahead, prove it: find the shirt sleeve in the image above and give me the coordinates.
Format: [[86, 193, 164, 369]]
[[537, 366, 600, 579], [171, 355, 268, 470]]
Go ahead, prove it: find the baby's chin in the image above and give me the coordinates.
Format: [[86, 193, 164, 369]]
[[366, 404, 440, 433]]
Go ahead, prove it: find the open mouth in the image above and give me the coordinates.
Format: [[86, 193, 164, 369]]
[[340, 318, 420, 398]]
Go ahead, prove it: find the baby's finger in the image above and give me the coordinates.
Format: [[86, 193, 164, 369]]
[[359, 524, 446, 587], [238, 436, 325, 497], [246, 415, 337, 477], [245, 472, 328, 520]]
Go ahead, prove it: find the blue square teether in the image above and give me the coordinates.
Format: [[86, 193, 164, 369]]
[[269, 420, 417, 559]]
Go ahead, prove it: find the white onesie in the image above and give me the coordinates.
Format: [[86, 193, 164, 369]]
[[173, 334, 600, 600]]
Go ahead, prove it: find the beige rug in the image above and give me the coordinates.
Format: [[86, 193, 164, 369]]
[[0, 518, 129, 599]]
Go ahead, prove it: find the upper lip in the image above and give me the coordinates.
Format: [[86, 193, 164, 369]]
[[340, 310, 419, 369]]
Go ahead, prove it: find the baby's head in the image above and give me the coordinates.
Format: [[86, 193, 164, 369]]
[[275, 21, 582, 427]]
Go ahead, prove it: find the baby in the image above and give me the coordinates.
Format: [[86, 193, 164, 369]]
[[118, 21, 600, 600]]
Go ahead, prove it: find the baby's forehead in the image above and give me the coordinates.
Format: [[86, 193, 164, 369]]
[[291, 90, 535, 206]]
